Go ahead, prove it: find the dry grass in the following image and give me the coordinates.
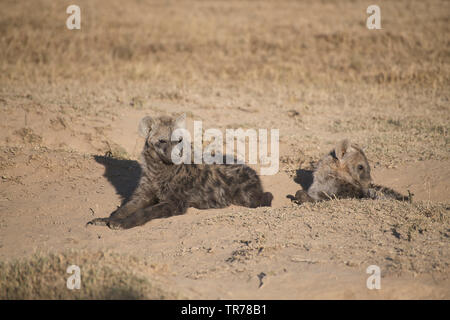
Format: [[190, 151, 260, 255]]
[[1, 0, 448, 168], [0, 251, 178, 299], [0, 0, 449, 87]]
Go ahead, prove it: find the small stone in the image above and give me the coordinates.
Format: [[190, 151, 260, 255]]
[[287, 109, 300, 117]]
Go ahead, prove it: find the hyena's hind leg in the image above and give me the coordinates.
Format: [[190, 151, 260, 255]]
[[229, 167, 273, 208], [232, 179, 273, 208], [232, 190, 273, 208]]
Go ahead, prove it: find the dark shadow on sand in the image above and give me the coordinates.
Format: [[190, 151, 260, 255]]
[[94, 155, 142, 205], [286, 169, 314, 201]]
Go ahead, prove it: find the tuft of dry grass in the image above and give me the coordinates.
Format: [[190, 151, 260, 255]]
[[0, 251, 178, 299]]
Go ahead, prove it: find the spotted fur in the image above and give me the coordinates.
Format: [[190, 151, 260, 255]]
[[293, 139, 410, 204], [88, 114, 272, 229]]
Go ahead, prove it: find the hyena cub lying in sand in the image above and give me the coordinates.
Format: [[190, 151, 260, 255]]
[[292, 139, 410, 204], [88, 114, 273, 230]]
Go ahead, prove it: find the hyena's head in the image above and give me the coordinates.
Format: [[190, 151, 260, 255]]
[[138, 114, 186, 164], [334, 139, 372, 192]]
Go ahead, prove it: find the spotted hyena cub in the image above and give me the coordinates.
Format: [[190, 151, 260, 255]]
[[88, 114, 273, 229], [292, 139, 410, 204]]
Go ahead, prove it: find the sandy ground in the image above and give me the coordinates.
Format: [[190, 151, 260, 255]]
[[0, 89, 448, 299], [0, 0, 449, 299]]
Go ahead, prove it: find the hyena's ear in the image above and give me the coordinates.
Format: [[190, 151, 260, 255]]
[[351, 142, 364, 154], [138, 116, 154, 137], [174, 113, 186, 129], [335, 139, 351, 160]]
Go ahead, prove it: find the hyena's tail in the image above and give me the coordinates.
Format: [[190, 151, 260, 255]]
[[86, 217, 109, 227], [261, 192, 274, 207]]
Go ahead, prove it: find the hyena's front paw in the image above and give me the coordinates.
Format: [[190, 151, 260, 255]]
[[105, 219, 126, 230], [86, 217, 109, 227], [86, 217, 126, 230], [293, 190, 314, 204]]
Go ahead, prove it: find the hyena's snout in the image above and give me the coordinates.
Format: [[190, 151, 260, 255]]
[[360, 179, 372, 195]]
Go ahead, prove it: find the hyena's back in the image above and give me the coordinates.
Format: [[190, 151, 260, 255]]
[[161, 162, 272, 210]]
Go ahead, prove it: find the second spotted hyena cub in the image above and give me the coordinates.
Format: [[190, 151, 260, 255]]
[[293, 139, 409, 203], [88, 114, 273, 229]]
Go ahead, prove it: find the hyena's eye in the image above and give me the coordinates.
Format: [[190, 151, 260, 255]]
[[357, 164, 364, 171], [158, 139, 167, 144]]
